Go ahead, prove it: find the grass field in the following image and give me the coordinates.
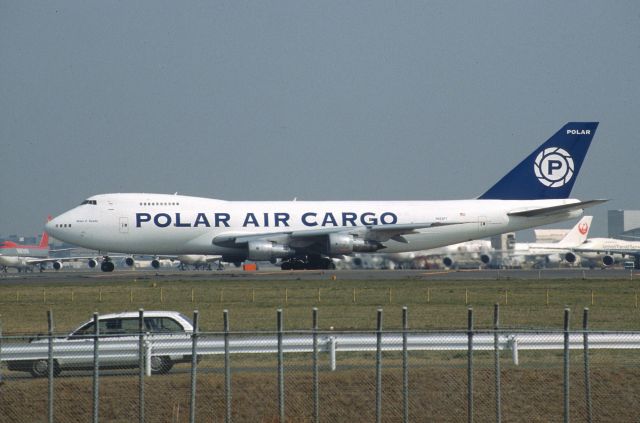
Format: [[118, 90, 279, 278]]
[[2, 276, 640, 422], [1, 276, 639, 334]]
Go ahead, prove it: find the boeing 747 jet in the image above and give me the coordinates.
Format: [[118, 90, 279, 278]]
[[47, 122, 604, 271]]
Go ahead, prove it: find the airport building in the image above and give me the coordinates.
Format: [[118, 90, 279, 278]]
[[608, 210, 640, 239]]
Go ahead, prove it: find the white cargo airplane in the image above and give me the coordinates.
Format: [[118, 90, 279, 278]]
[[47, 122, 605, 271]]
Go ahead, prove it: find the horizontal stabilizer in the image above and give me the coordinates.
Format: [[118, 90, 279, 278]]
[[507, 199, 607, 218]]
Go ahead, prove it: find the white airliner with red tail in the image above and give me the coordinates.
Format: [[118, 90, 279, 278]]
[[47, 123, 605, 271], [0, 230, 51, 272]]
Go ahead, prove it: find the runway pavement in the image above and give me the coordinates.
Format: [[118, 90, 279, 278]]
[[1, 267, 637, 285]]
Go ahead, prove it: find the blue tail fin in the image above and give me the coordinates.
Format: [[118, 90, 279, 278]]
[[479, 122, 598, 200]]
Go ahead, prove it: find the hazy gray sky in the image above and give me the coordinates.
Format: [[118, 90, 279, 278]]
[[1, 1, 639, 239]]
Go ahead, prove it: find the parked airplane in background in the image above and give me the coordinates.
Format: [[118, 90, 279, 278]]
[[175, 255, 223, 270], [123, 254, 223, 270], [350, 240, 493, 270], [506, 216, 593, 267], [564, 237, 640, 269], [46, 122, 604, 271], [0, 231, 49, 257], [0, 230, 51, 272]]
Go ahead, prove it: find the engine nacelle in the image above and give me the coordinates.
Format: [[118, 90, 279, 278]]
[[247, 241, 292, 261], [442, 257, 454, 268], [480, 254, 491, 265], [565, 252, 577, 263], [602, 255, 615, 266], [326, 233, 380, 255], [88, 259, 98, 268], [100, 261, 115, 272], [52, 261, 63, 270], [151, 259, 161, 269], [545, 254, 561, 264], [125, 257, 135, 267]]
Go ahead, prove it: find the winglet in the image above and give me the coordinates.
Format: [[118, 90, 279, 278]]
[[479, 122, 598, 200]]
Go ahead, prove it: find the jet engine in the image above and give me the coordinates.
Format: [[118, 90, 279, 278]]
[[247, 241, 292, 261], [442, 257, 454, 268], [326, 233, 380, 255], [602, 255, 615, 266], [88, 259, 98, 268], [52, 261, 63, 270], [480, 254, 492, 265], [565, 252, 578, 263], [125, 257, 135, 267], [151, 259, 161, 269], [100, 261, 115, 272]]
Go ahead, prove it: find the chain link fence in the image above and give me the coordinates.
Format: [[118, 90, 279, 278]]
[[1, 306, 639, 422]]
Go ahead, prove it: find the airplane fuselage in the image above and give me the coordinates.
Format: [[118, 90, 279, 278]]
[[47, 193, 582, 257]]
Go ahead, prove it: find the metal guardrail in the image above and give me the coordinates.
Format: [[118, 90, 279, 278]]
[[3, 331, 640, 372], [2, 307, 638, 423]]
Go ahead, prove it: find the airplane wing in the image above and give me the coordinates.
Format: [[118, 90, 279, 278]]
[[212, 222, 467, 248], [572, 247, 640, 256], [21, 257, 93, 266], [507, 199, 608, 218]]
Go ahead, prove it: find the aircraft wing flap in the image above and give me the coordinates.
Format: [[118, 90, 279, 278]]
[[507, 199, 608, 218]]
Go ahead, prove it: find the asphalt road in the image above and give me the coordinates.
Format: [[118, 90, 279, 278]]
[[1, 267, 637, 285]]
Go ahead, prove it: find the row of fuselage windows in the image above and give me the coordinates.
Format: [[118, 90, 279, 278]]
[[54, 224, 71, 228], [139, 202, 180, 206], [81, 199, 181, 207]]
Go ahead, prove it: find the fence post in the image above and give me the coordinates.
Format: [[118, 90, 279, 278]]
[[312, 307, 319, 423], [583, 308, 592, 423], [138, 309, 145, 423], [376, 308, 383, 423], [47, 310, 54, 423], [563, 308, 570, 423], [189, 310, 199, 423], [494, 303, 501, 423], [467, 307, 474, 423], [277, 309, 285, 422], [402, 306, 409, 423], [224, 310, 232, 423], [0, 315, 3, 386], [92, 312, 100, 423]]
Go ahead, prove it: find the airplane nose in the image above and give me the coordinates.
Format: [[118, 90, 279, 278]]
[[45, 217, 58, 234]]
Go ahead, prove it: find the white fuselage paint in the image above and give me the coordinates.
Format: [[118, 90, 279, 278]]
[[0, 255, 34, 269], [47, 193, 583, 256]]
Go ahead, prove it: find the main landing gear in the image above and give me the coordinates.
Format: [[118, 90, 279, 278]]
[[280, 256, 336, 270]]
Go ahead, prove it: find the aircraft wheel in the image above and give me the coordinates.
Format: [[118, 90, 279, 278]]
[[292, 260, 306, 270]]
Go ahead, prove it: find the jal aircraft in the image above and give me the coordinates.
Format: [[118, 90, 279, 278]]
[[47, 122, 604, 271], [564, 237, 640, 268], [506, 215, 593, 267]]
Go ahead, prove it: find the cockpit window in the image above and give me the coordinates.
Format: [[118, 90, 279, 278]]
[[81, 200, 97, 205]]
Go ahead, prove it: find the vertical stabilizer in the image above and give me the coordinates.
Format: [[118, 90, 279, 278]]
[[479, 122, 598, 200], [556, 216, 592, 248]]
